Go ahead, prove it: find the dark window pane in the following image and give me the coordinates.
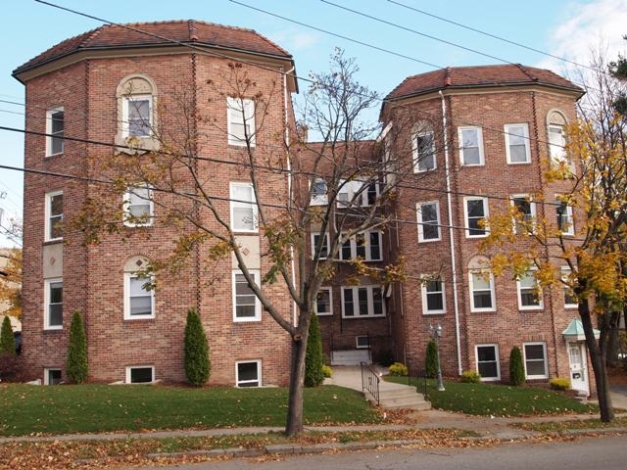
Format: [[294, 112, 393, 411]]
[[130, 367, 153, 383]]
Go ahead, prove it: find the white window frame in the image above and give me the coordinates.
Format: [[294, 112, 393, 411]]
[[311, 232, 329, 260], [469, 270, 496, 312], [548, 124, 566, 166], [421, 275, 446, 315], [310, 178, 328, 206], [517, 270, 543, 310], [44, 368, 62, 385], [475, 344, 501, 381], [339, 231, 383, 262], [46, 107, 64, 156], [561, 267, 578, 309], [230, 182, 258, 232], [45, 191, 63, 242], [413, 131, 436, 172], [125, 366, 155, 384], [124, 273, 155, 320], [44, 278, 63, 330], [458, 126, 484, 166], [341, 285, 386, 318], [123, 94, 153, 138], [463, 197, 489, 238], [232, 270, 261, 322], [227, 97, 256, 146], [315, 287, 333, 316], [510, 194, 536, 234], [236, 360, 262, 387], [123, 184, 154, 227], [417, 201, 441, 242], [523, 342, 548, 379], [356, 336, 370, 349], [556, 199, 574, 236], [504, 123, 531, 164], [337, 180, 379, 208]]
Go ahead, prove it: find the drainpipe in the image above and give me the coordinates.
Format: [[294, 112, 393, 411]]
[[440, 90, 463, 375], [283, 65, 298, 326]]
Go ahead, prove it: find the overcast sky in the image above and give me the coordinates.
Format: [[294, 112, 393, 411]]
[[1, 0, 626, 246]]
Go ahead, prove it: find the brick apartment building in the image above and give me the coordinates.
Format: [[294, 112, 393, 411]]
[[13, 21, 297, 386], [14, 21, 590, 393]]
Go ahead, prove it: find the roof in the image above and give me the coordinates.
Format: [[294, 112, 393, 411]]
[[384, 64, 584, 102], [562, 318, 600, 341], [13, 20, 293, 78]]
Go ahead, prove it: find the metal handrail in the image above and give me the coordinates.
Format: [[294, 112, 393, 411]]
[[360, 361, 380, 406]]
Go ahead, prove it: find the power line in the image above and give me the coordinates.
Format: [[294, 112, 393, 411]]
[[384, 0, 597, 73]]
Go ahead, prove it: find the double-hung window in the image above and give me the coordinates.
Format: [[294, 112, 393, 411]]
[[562, 267, 578, 308], [517, 270, 543, 310], [311, 232, 329, 260], [310, 178, 328, 206], [475, 344, 500, 381], [340, 231, 382, 262], [504, 124, 531, 164], [230, 183, 257, 232], [233, 270, 261, 321], [124, 274, 155, 319], [46, 107, 64, 156], [464, 197, 488, 238], [123, 95, 152, 137], [45, 278, 63, 330], [548, 124, 566, 166], [511, 195, 536, 234], [556, 199, 574, 235], [227, 97, 255, 146], [417, 201, 441, 242], [337, 180, 379, 208], [45, 191, 63, 242], [123, 184, 153, 227], [341, 286, 385, 318], [459, 127, 484, 166], [413, 131, 436, 172], [469, 271, 495, 312], [421, 276, 445, 314], [523, 342, 548, 379], [315, 287, 333, 316]]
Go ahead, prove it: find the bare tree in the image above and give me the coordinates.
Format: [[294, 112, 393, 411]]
[[76, 50, 413, 435]]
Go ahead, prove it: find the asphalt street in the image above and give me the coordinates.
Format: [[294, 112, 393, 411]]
[[133, 434, 627, 470]]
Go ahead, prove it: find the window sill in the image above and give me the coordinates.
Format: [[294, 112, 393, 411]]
[[45, 152, 64, 159], [124, 316, 156, 321], [233, 318, 262, 323], [342, 315, 386, 320], [418, 238, 442, 243], [43, 327, 63, 332], [423, 311, 446, 315], [115, 135, 161, 155]]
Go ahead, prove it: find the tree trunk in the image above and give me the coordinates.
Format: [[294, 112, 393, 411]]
[[285, 313, 311, 436], [579, 300, 614, 422]]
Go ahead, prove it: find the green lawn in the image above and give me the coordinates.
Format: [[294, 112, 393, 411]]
[[0, 384, 380, 437], [386, 377, 597, 417]]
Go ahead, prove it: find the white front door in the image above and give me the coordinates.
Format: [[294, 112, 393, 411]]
[[568, 342, 589, 395]]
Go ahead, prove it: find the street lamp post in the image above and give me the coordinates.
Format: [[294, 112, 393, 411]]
[[429, 323, 445, 391]]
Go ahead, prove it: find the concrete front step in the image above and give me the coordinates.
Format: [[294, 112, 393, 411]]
[[366, 383, 432, 411]]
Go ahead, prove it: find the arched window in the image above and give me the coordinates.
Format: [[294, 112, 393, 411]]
[[546, 110, 568, 167], [123, 256, 155, 319], [115, 74, 160, 153]]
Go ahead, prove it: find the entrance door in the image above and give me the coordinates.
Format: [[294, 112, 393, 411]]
[[568, 342, 589, 395]]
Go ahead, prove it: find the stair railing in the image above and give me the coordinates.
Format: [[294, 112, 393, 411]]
[[360, 361, 380, 406]]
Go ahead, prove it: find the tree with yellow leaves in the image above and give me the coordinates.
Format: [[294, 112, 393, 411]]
[[0, 248, 21, 319]]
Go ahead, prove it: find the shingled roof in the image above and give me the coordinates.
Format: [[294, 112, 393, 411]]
[[384, 64, 583, 102], [13, 20, 293, 78]]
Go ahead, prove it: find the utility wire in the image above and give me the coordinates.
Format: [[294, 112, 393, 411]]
[[385, 0, 598, 73]]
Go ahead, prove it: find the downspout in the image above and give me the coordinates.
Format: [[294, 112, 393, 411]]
[[283, 65, 298, 326], [440, 90, 463, 375]]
